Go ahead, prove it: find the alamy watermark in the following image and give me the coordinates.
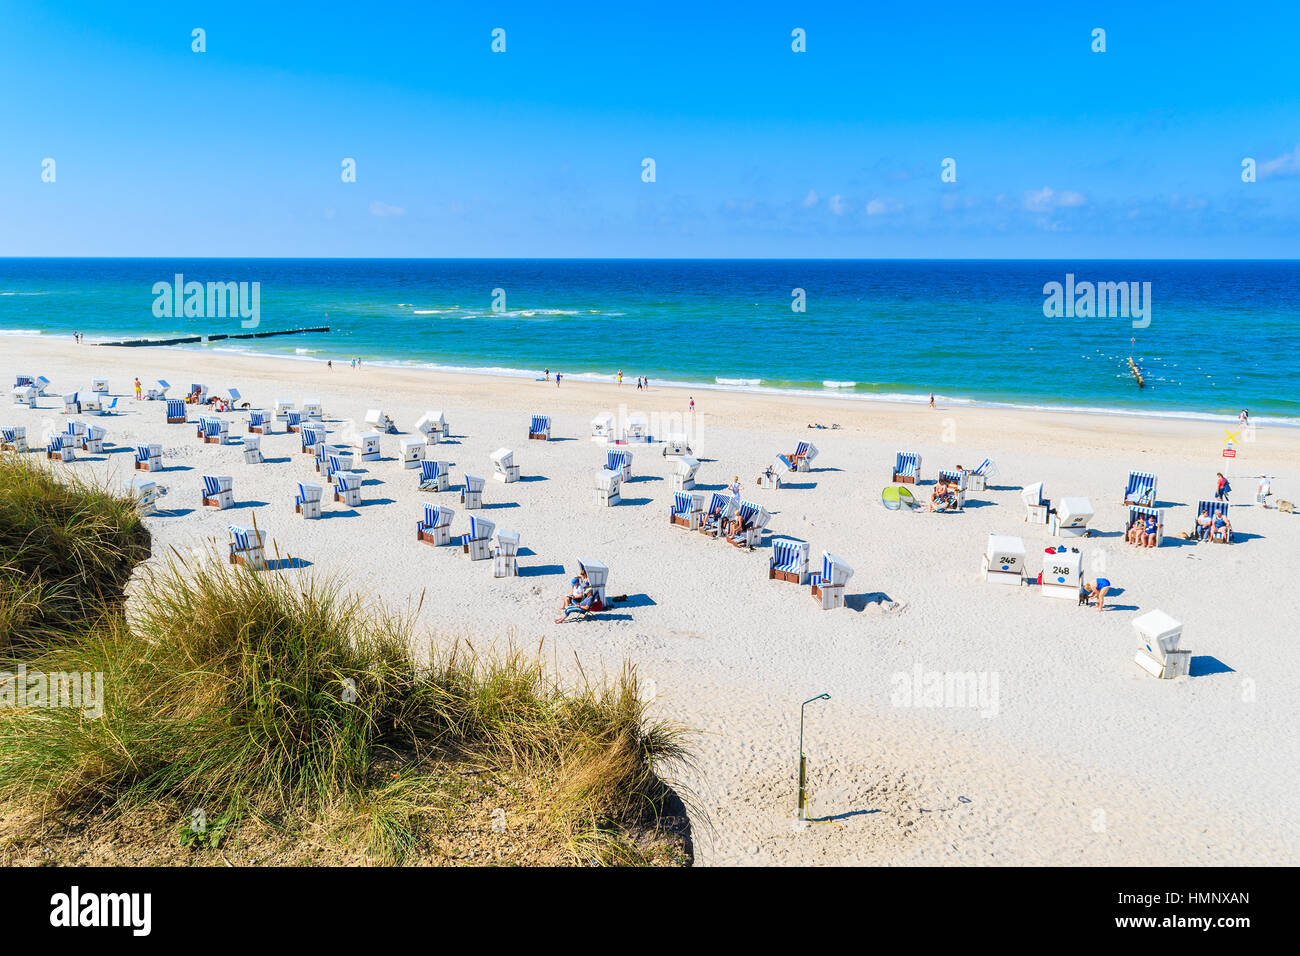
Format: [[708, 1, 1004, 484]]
[[1043, 273, 1151, 328], [890, 664, 999, 718], [1, 665, 103, 719], [152, 273, 260, 328]]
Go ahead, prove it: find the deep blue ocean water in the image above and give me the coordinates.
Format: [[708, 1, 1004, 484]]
[[2, 258, 1297, 422]]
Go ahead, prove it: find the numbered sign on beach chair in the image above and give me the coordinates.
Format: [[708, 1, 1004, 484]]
[[810, 552, 853, 609], [399, 437, 426, 469], [228, 525, 267, 570], [1051, 497, 1094, 537], [982, 534, 1026, 585], [419, 459, 450, 492], [1123, 471, 1158, 506], [275, 398, 295, 422], [528, 415, 551, 441], [462, 515, 496, 561], [892, 451, 921, 484], [590, 414, 615, 442], [11, 386, 36, 407], [669, 491, 704, 529], [492, 447, 520, 483], [769, 538, 810, 585], [355, 431, 381, 461], [1040, 546, 1083, 600], [302, 398, 322, 420], [416, 503, 455, 546]]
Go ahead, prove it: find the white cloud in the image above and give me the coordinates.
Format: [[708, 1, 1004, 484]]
[[368, 200, 406, 217], [801, 189, 819, 208], [866, 198, 902, 216], [1023, 187, 1086, 212], [829, 193, 847, 215], [1259, 145, 1300, 179]]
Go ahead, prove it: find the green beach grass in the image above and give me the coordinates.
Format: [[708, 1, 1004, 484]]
[[0, 453, 694, 865]]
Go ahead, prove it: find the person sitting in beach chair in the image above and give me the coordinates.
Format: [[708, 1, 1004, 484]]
[[1196, 509, 1213, 541], [1080, 578, 1112, 612], [725, 510, 750, 545], [555, 576, 605, 623], [928, 479, 957, 512], [1135, 513, 1159, 548], [1212, 511, 1233, 544]]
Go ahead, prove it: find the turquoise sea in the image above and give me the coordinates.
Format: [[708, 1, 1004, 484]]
[[2, 258, 1297, 423]]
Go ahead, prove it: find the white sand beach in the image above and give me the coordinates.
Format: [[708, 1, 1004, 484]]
[[6, 337, 1299, 866]]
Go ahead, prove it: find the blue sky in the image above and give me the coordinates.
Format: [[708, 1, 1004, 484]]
[[2, 0, 1298, 257]]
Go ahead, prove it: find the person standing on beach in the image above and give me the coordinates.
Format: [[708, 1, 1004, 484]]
[[617, 370, 623, 387], [133, 377, 142, 400], [929, 392, 935, 409], [544, 368, 549, 381], [556, 373, 561, 387], [327, 360, 332, 370], [689, 395, 695, 415]]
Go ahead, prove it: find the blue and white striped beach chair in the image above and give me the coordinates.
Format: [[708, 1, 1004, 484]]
[[249, 409, 272, 435], [672, 456, 701, 491], [1126, 505, 1164, 547], [82, 424, 107, 454], [936, 468, 967, 510], [892, 452, 921, 484], [201, 474, 233, 509], [463, 514, 497, 560], [1, 426, 28, 452], [1124, 471, 1158, 506], [285, 410, 302, 433], [606, 449, 632, 480], [699, 492, 739, 536], [966, 457, 998, 491], [769, 538, 810, 584], [134, 442, 161, 471], [728, 499, 772, 548], [45, 433, 74, 461], [300, 423, 325, 453], [416, 502, 455, 545], [165, 399, 187, 423], [65, 420, 87, 442], [460, 473, 486, 509], [326, 452, 353, 483], [1192, 500, 1230, 543], [789, 441, 819, 472], [810, 552, 854, 609], [202, 417, 229, 444], [228, 524, 266, 569], [14, 375, 33, 388], [333, 470, 362, 506], [528, 414, 551, 440], [419, 459, 450, 492], [669, 491, 704, 529]]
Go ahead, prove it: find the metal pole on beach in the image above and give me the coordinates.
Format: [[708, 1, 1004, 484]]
[[798, 694, 830, 821]]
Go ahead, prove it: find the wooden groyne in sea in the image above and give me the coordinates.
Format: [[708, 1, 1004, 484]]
[[1127, 357, 1145, 388], [96, 326, 330, 348]]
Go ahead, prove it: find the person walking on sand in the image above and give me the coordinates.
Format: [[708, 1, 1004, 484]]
[[133, 377, 142, 400], [617, 370, 623, 387], [327, 360, 332, 370], [544, 368, 549, 381], [689, 395, 695, 415], [929, 392, 935, 409], [556, 372, 561, 387]]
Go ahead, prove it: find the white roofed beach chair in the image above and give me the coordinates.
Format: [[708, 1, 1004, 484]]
[[494, 529, 521, 578], [285, 410, 303, 433], [416, 502, 455, 546], [982, 534, 1026, 585], [462, 514, 496, 560], [128, 476, 167, 515], [699, 492, 739, 537], [595, 468, 623, 506], [769, 538, 810, 585], [275, 398, 294, 421], [967, 458, 998, 491], [590, 414, 615, 442], [673, 456, 701, 491], [789, 441, 819, 472], [202, 417, 230, 444], [399, 437, 426, 469], [1021, 482, 1049, 524], [492, 447, 519, 483], [81, 424, 107, 454], [1051, 497, 1094, 537], [355, 431, 381, 461], [415, 410, 447, 443], [528, 414, 551, 441], [302, 398, 322, 420], [249, 409, 274, 435], [300, 423, 326, 454], [242, 434, 263, 464], [460, 473, 485, 509], [1126, 505, 1165, 548], [295, 481, 323, 519], [326, 451, 355, 483], [661, 432, 692, 457], [364, 409, 396, 434], [11, 386, 36, 407], [45, 432, 74, 462], [810, 552, 853, 609], [91, 377, 109, 393], [146, 379, 170, 400]]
